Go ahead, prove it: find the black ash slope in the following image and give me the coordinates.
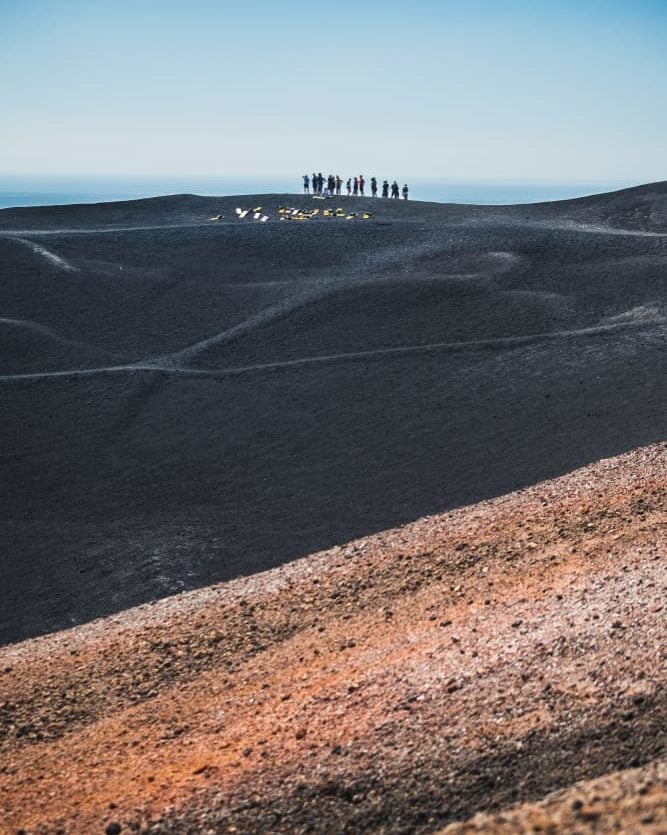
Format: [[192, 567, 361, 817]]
[[0, 184, 665, 644]]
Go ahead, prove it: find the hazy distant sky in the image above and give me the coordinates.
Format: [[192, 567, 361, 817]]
[[1, 0, 665, 182]]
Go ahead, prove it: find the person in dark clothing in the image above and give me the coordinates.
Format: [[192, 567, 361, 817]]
[[370, 176, 377, 197], [402, 183, 409, 200], [353, 177, 359, 196], [303, 174, 310, 194], [335, 175, 342, 195], [327, 174, 335, 195], [382, 180, 389, 198], [312, 172, 318, 194], [358, 174, 365, 196], [346, 178, 352, 195], [391, 180, 400, 198]]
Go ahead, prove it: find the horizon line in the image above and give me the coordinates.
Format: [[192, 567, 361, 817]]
[[0, 173, 648, 186]]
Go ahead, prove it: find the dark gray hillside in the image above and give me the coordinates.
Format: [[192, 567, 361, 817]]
[[0, 184, 665, 643], [522, 180, 667, 232]]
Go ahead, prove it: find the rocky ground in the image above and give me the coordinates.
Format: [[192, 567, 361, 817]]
[[1, 442, 664, 834], [440, 761, 667, 834]]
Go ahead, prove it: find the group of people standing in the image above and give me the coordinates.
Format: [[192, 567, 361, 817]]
[[303, 174, 409, 200]]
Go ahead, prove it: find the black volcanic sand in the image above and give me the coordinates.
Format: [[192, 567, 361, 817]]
[[1, 183, 665, 644]]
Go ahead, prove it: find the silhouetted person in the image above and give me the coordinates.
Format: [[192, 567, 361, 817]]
[[303, 174, 310, 194], [358, 174, 365, 196], [353, 177, 359, 196], [391, 181, 399, 199], [402, 183, 409, 200], [318, 173, 324, 194], [312, 172, 318, 194], [335, 175, 342, 195], [371, 177, 377, 197], [382, 180, 389, 198], [346, 178, 352, 196]]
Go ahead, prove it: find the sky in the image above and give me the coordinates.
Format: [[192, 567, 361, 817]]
[[1, 0, 665, 183]]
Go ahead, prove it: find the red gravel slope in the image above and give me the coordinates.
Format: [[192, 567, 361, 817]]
[[1, 443, 665, 834]]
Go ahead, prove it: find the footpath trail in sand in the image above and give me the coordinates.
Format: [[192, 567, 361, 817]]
[[1, 443, 664, 834]]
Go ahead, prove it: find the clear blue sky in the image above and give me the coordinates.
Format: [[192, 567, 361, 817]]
[[1, 0, 665, 182]]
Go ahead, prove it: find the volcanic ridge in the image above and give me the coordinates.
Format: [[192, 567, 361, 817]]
[[0, 183, 665, 833]]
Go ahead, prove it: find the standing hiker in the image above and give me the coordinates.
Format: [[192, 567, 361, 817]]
[[335, 175, 342, 195], [382, 180, 389, 198], [402, 183, 409, 200], [353, 177, 359, 196], [370, 176, 378, 197], [346, 178, 352, 196], [358, 174, 365, 196], [303, 174, 310, 194], [391, 181, 400, 199]]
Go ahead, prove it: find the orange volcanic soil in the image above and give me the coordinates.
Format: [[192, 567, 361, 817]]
[[1, 443, 665, 834]]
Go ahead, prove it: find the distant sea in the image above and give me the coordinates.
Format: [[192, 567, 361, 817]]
[[0, 176, 637, 210]]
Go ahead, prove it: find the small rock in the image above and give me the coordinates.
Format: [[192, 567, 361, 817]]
[[577, 805, 601, 821], [105, 823, 122, 835]]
